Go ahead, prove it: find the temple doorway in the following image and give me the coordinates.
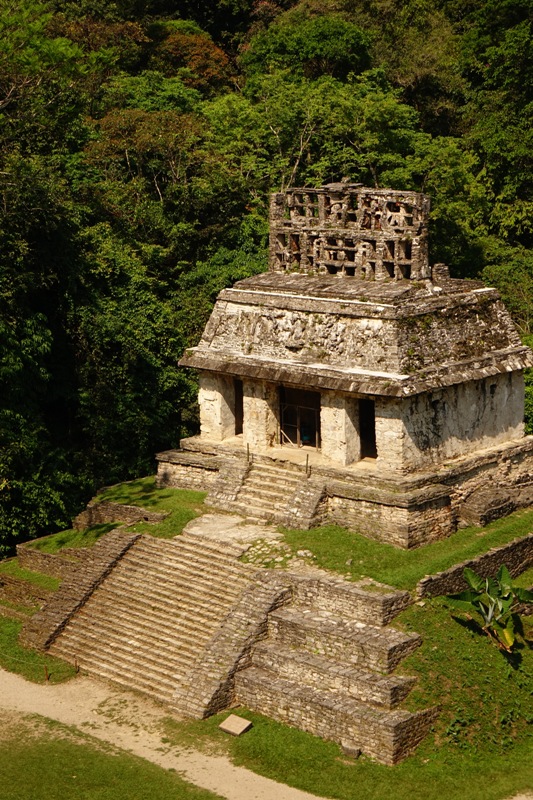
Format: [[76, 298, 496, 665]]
[[359, 398, 377, 458], [280, 387, 321, 449]]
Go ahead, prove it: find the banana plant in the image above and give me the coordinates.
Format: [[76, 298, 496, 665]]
[[446, 565, 533, 652]]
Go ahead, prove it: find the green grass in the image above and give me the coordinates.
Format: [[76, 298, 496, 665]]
[[282, 507, 533, 589], [27, 523, 118, 554], [0, 559, 61, 592], [27, 479, 209, 553], [0, 714, 222, 800], [95, 478, 208, 539], [0, 618, 76, 683]]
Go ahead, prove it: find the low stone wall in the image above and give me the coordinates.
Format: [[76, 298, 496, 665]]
[[19, 530, 142, 651], [156, 449, 221, 491], [0, 573, 52, 605], [292, 577, 411, 626], [327, 485, 454, 549], [206, 459, 250, 507], [282, 479, 327, 530], [74, 501, 169, 531], [17, 541, 90, 579], [416, 533, 533, 598], [235, 672, 438, 765]]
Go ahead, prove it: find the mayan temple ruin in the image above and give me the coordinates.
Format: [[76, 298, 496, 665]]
[[23, 183, 533, 764], [157, 182, 533, 547]]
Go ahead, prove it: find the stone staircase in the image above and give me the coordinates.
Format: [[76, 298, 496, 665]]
[[229, 460, 307, 522], [47, 534, 256, 704], [22, 526, 437, 763], [234, 575, 438, 764]]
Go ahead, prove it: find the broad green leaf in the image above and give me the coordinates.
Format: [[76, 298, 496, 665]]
[[463, 567, 485, 592]]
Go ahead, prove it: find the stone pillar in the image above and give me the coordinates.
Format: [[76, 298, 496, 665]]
[[375, 397, 405, 471], [242, 380, 279, 449], [320, 392, 360, 466], [198, 372, 236, 441]]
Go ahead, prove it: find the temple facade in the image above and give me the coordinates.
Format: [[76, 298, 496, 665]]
[[157, 183, 533, 548]]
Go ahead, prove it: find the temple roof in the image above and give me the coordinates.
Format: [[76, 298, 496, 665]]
[[180, 273, 533, 398]]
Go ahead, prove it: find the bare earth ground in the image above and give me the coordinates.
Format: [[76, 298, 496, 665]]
[[0, 668, 323, 800], [0, 668, 531, 800]]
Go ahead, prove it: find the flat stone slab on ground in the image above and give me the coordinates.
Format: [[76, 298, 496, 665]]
[[182, 513, 282, 547], [219, 714, 253, 736]]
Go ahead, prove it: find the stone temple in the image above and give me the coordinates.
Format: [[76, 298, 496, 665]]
[[157, 182, 533, 548]]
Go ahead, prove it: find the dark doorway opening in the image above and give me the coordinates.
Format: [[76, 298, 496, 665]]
[[359, 398, 377, 458], [280, 387, 321, 449], [234, 379, 243, 435]]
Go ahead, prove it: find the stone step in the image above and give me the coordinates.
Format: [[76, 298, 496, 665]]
[[237, 484, 292, 507], [102, 572, 248, 615], [268, 608, 421, 673], [244, 474, 302, 492], [251, 641, 416, 709], [248, 462, 304, 479], [156, 533, 245, 559], [51, 641, 183, 703], [50, 620, 206, 676], [109, 551, 252, 580], [235, 667, 437, 765], [65, 590, 234, 643], [109, 549, 252, 589], [233, 495, 287, 516], [133, 537, 247, 573], [179, 533, 245, 559], [291, 576, 412, 626], [230, 500, 281, 522], [51, 603, 214, 655]]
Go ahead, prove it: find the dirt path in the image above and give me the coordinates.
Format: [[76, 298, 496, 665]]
[[0, 667, 531, 800], [0, 668, 325, 800]]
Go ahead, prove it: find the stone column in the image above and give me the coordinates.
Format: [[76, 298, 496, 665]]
[[320, 392, 360, 466], [198, 372, 236, 441], [375, 397, 406, 471], [242, 380, 279, 450]]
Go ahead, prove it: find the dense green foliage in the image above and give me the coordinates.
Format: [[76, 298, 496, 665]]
[[3, 0, 533, 552]]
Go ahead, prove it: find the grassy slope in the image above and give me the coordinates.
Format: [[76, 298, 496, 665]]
[[0, 715, 222, 800], [282, 509, 533, 589], [28, 480, 208, 553], [0, 618, 76, 683]]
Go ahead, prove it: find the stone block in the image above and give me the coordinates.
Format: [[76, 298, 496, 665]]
[[219, 714, 253, 736]]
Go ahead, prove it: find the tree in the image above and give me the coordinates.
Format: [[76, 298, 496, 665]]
[[240, 12, 370, 80]]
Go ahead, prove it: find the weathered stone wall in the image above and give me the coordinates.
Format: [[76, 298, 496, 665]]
[[401, 372, 525, 470], [156, 461, 218, 491], [17, 542, 89, 579], [327, 492, 454, 549], [198, 299, 401, 372], [375, 398, 405, 472], [156, 449, 221, 490], [282, 478, 328, 530], [291, 576, 411, 626], [416, 533, 533, 598], [172, 571, 292, 718], [74, 501, 169, 531], [0, 573, 53, 605]]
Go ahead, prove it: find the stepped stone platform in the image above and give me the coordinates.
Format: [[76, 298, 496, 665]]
[[20, 519, 437, 764]]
